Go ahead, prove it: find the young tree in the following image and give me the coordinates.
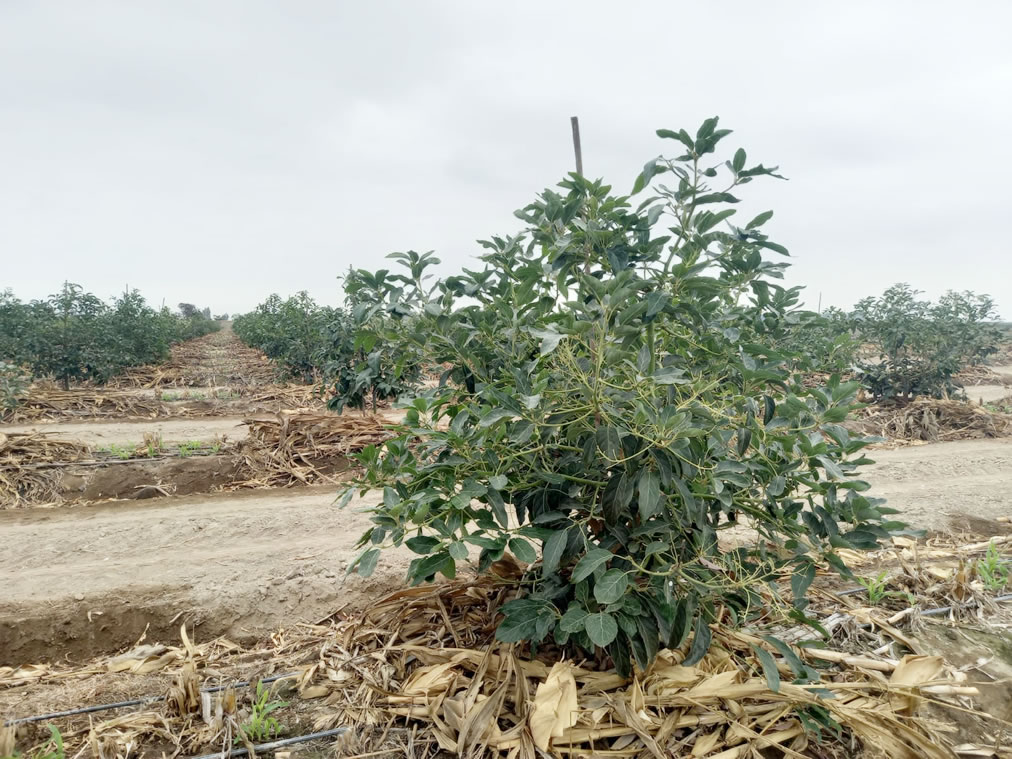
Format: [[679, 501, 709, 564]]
[[344, 120, 897, 672]]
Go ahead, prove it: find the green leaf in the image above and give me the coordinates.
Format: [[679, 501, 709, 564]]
[[746, 210, 774, 229], [531, 328, 564, 356], [682, 614, 712, 666], [542, 529, 568, 574], [632, 159, 666, 195], [448, 541, 469, 561], [489, 474, 508, 490], [594, 569, 629, 604], [405, 536, 440, 555], [509, 538, 537, 563], [750, 644, 781, 692], [652, 367, 688, 385], [762, 635, 816, 681], [597, 426, 622, 459], [486, 487, 509, 528], [585, 612, 619, 647], [656, 128, 695, 152], [354, 547, 380, 578], [732, 148, 746, 173], [637, 469, 662, 520], [335, 486, 356, 509], [791, 562, 816, 606], [572, 547, 613, 582], [559, 605, 589, 633], [479, 409, 514, 428]]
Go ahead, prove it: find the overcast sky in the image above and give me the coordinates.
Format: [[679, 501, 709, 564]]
[[2, 1, 1010, 317]]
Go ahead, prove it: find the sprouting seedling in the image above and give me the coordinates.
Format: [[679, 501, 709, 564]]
[[857, 571, 890, 604], [7, 726, 66, 759], [977, 540, 1009, 592], [234, 682, 288, 745]]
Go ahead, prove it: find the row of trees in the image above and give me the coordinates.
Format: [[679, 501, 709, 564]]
[[779, 286, 1003, 399], [0, 283, 220, 389], [232, 285, 419, 412]]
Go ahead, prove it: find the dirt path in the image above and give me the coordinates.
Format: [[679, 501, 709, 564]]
[[0, 487, 410, 664], [862, 437, 1012, 533], [0, 416, 250, 446], [2, 436, 1010, 665]]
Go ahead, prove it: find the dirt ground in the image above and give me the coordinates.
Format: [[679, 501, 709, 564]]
[[865, 437, 1012, 532], [1, 416, 250, 445], [0, 487, 410, 665]]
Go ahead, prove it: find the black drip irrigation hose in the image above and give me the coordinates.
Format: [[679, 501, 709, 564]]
[[920, 592, 1012, 618], [188, 728, 349, 759], [3, 671, 300, 727]]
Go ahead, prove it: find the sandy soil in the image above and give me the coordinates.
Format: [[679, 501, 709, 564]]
[[862, 437, 1012, 533], [0, 416, 251, 446], [964, 384, 1011, 404], [0, 410, 403, 448], [0, 487, 409, 665], [2, 436, 1010, 665]]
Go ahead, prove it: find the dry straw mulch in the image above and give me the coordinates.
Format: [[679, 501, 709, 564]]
[[2, 565, 996, 759], [0, 432, 90, 506], [852, 398, 1012, 443], [2, 388, 167, 423], [230, 411, 390, 488]]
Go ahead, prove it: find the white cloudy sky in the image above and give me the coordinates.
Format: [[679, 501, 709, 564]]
[[2, 1, 1010, 317]]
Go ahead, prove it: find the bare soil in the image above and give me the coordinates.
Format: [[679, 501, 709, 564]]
[[0, 487, 410, 665], [863, 437, 1012, 532], [0, 417, 250, 446]]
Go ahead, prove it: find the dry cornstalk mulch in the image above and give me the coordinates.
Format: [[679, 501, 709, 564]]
[[3, 564, 1002, 759], [2, 388, 168, 423], [229, 411, 391, 488], [0, 432, 90, 507], [109, 329, 279, 389], [851, 398, 1012, 443], [955, 366, 1012, 387]]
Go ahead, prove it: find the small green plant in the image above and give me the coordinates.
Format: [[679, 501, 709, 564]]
[[4, 725, 66, 759], [857, 571, 890, 604], [234, 682, 287, 745], [102, 443, 136, 460], [145, 434, 164, 457], [977, 541, 1009, 592], [178, 441, 202, 457]]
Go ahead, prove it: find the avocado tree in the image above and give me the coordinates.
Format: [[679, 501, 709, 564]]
[[343, 120, 898, 673], [322, 261, 426, 413], [853, 284, 1002, 400]]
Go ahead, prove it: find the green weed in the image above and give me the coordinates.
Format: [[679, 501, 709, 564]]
[[2, 725, 65, 759], [101, 443, 136, 460], [234, 682, 287, 745], [977, 541, 1009, 592], [857, 571, 890, 604]]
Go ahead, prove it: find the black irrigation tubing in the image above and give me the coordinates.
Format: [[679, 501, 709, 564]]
[[920, 592, 1012, 618], [4, 671, 300, 727], [9, 595, 1012, 729], [188, 728, 349, 759]]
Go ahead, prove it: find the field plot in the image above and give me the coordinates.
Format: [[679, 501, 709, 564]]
[[5, 158, 1012, 757], [3, 332, 1012, 758]]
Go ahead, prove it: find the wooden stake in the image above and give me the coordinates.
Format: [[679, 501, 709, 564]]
[[570, 116, 584, 176]]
